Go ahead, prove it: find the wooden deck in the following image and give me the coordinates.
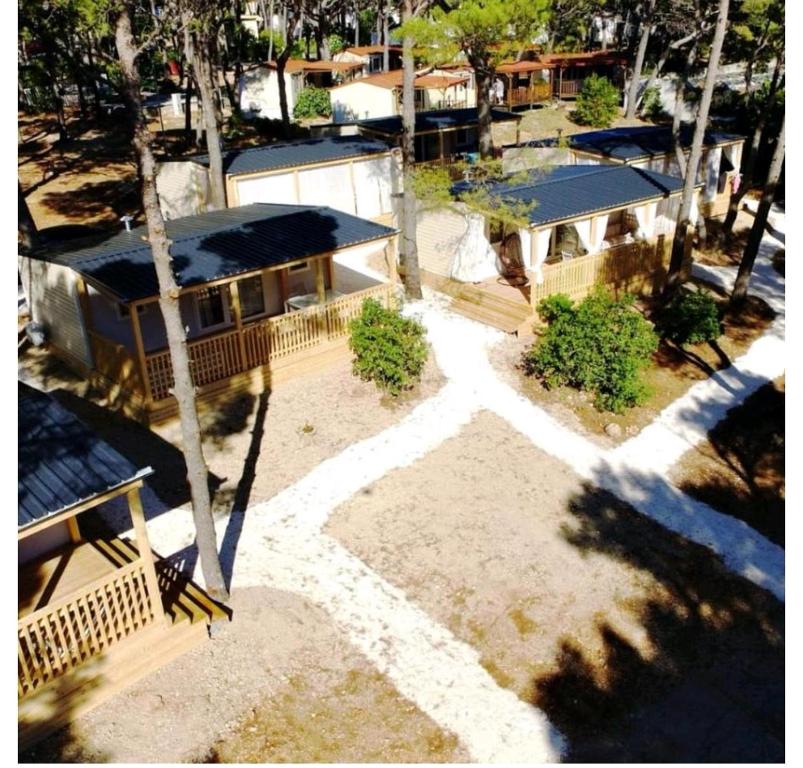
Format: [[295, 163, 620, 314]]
[[18, 536, 229, 748], [421, 270, 534, 335]]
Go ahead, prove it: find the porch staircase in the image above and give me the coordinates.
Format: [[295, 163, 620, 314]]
[[424, 273, 535, 335]]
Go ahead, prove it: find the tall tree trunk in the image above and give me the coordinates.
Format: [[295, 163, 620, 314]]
[[184, 73, 194, 144], [665, 0, 730, 296], [85, 33, 104, 121], [472, 62, 494, 159], [267, 0, 275, 60], [113, 4, 229, 602], [732, 114, 784, 304], [671, 40, 699, 179], [400, 0, 422, 300], [383, 5, 390, 71], [185, 19, 226, 209], [722, 55, 783, 236], [276, 55, 291, 132], [18, 181, 39, 253], [354, 2, 359, 46], [625, 1, 654, 119]]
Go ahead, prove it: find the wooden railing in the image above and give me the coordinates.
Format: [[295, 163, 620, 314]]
[[556, 78, 582, 97], [530, 239, 669, 305], [88, 331, 144, 395], [18, 560, 155, 698], [145, 283, 394, 402], [416, 99, 468, 112], [506, 81, 552, 107]]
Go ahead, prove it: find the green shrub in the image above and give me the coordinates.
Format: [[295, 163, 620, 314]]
[[349, 298, 428, 396], [536, 293, 574, 323], [572, 74, 620, 128], [293, 86, 332, 119], [327, 33, 346, 55], [656, 287, 722, 345], [524, 289, 659, 413], [640, 86, 665, 122]]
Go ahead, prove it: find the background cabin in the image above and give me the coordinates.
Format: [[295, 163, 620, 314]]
[[511, 125, 745, 218], [333, 45, 403, 76], [18, 384, 228, 747], [356, 107, 522, 165], [19, 204, 398, 424], [331, 69, 474, 123], [157, 135, 401, 224]]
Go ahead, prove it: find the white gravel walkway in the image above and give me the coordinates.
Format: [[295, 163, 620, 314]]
[[115, 211, 784, 761]]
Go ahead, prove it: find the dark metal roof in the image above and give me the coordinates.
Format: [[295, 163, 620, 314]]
[[189, 135, 395, 176], [18, 384, 152, 530], [357, 107, 521, 136], [41, 204, 397, 303], [533, 125, 745, 162], [453, 165, 688, 227]]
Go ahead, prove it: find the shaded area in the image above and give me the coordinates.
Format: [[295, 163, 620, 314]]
[[672, 379, 784, 547], [532, 482, 784, 762], [39, 177, 140, 221]]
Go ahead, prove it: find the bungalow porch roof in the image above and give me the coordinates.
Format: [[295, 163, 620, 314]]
[[18, 384, 152, 531], [38, 204, 396, 303], [357, 107, 521, 137], [534, 125, 745, 163], [453, 164, 690, 228]]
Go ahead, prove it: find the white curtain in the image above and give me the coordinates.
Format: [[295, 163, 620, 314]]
[[633, 202, 658, 240], [533, 228, 552, 284], [518, 228, 532, 268], [592, 213, 609, 251], [573, 218, 592, 254], [450, 214, 498, 282], [703, 147, 722, 202]]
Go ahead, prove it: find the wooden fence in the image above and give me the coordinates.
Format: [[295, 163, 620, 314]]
[[18, 560, 155, 698], [145, 283, 394, 402], [530, 239, 669, 306]]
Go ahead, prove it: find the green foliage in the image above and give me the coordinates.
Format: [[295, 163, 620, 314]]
[[243, 28, 286, 61], [640, 86, 665, 122], [524, 289, 658, 413], [656, 287, 722, 346], [536, 293, 574, 323], [410, 158, 538, 235], [293, 86, 332, 119], [327, 33, 346, 55], [349, 299, 428, 396], [572, 74, 620, 128]]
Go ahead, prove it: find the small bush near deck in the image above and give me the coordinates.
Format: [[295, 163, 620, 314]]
[[524, 289, 659, 413], [572, 75, 620, 128], [656, 287, 722, 346], [349, 299, 428, 396], [293, 86, 332, 119]]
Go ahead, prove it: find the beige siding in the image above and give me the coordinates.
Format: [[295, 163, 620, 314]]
[[416, 208, 469, 277], [18, 523, 72, 566], [331, 82, 396, 123], [19, 257, 92, 367], [156, 161, 210, 219]]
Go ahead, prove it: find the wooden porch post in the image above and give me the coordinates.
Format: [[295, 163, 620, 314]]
[[75, 276, 94, 332], [278, 268, 289, 311], [130, 304, 153, 404], [327, 256, 336, 292], [315, 257, 327, 304], [126, 487, 167, 627], [66, 516, 81, 543], [228, 280, 248, 371]]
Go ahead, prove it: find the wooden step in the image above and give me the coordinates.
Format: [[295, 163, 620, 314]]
[[91, 537, 231, 626], [19, 618, 208, 749]]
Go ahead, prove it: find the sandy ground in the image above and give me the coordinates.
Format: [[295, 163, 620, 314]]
[[516, 104, 649, 143], [20, 588, 467, 763], [326, 409, 784, 760]]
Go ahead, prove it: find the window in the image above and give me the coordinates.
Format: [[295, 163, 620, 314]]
[[196, 286, 227, 329], [288, 260, 310, 273], [239, 275, 265, 319]]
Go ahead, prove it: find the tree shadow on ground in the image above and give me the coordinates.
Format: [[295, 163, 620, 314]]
[[530, 483, 784, 762], [675, 380, 785, 547], [39, 177, 141, 221]]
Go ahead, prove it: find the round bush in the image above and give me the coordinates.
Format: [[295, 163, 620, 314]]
[[293, 86, 332, 119], [657, 287, 722, 345], [524, 289, 658, 413], [349, 298, 428, 396], [572, 74, 620, 128]]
